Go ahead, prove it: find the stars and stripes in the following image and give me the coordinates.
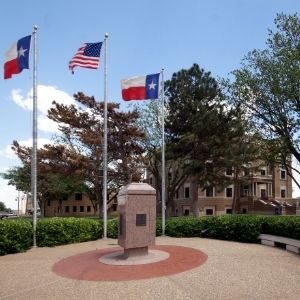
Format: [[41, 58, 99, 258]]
[[69, 42, 102, 73]]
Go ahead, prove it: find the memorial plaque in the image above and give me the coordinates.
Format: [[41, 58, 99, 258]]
[[136, 213, 146, 226]]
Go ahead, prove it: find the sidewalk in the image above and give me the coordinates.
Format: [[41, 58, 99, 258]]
[[0, 236, 299, 300]]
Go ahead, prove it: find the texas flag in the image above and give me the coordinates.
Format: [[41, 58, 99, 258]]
[[121, 73, 160, 101], [4, 35, 31, 79]]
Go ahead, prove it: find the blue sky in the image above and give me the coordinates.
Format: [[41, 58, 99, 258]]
[[1, 0, 300, 209]]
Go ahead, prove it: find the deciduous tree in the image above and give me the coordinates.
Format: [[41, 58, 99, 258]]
[[5, 92, 145, 217], [230, 13, 300, 187]]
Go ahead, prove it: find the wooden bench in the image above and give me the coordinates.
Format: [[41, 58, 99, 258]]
[[259, 234, 300, 254]]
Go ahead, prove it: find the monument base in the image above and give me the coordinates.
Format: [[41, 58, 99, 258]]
[[123, 246, 148, 258], [99, 249, 169, 266]]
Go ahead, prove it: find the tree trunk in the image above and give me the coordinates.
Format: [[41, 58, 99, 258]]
[[192, 178, 199, 217], [232, 169, 240, 213]]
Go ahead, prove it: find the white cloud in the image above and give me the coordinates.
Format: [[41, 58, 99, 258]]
[[11, 85, 75, 133], [38, 115, 59, 133], [4, 145, 16, 160], [11, 89, 31, 110], [0, 178, 18, 210], [0, 85, 76, 210], [19, 138, 54, 148]]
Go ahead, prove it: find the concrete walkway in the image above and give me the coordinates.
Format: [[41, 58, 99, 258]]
[[0, 237, 299, 300]]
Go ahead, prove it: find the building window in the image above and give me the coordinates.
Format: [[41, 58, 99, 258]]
[[243, 186, 249, 196], [205, 208, 214, 215], [80, 206, 84, 212], [47, 200, 51, 206], [87, 206, 91, 212], [65, 206, 69, 213], [206, 186, 214, 197], [226, 187, 233, 197], [226, 208, 232, 214], [241, 208, 247, 214], [226, 167, 233, 176], [260, 169, 266, 176], [244, 168, 250, 176], [281, 189, 286, 198], [73, 206, 77, 212], [183, 206, 190, 216], [280, 169, 286, 180], [75, 193, 83, 201], [175, 191, 179, 199], [149, 177, 153, 185], [184, 187, 190, 198]]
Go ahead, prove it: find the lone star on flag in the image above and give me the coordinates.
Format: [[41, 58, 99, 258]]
[[18, 46, 28, 57], [148, 81, 157, 90]]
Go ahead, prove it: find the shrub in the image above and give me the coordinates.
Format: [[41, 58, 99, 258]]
[[260, 216, 300, 240], [156, 218, 162, 236], [165, 217, 205, 237], [164, 215, 300, 242], [0, 219, 33, 255], [1, 215, 299, 255], [200, 215, 262, 242], [107, 218, 118, 238], [164, 215, 263, 242], [36, 217, 102, 247]]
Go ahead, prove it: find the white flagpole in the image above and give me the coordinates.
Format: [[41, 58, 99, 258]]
[[103, 33, 108, 239], [161, 68, 166, 236], [32, 25, 38, 247]]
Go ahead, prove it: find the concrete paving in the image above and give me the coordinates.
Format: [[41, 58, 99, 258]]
[[0, 236, 299, 300]]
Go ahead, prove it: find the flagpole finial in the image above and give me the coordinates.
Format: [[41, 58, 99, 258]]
[[161, 67, 164, 72], [33, 25, 38, 31], [105, 33, 108, 38]]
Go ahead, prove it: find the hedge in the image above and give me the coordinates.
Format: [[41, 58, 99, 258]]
[[165, 215, 263, 242], [259, 215, 300, 240], [165, 215, 300, 242], [36, 217, 102, 247], [1, 215, 299, 255], [107, 218, 118, 238], [0, 219, 33, 255]]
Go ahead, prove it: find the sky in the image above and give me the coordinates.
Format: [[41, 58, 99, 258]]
[[1, 0, 300, 209]]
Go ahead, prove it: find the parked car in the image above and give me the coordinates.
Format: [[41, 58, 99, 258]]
[[0, 211, 18, 219]]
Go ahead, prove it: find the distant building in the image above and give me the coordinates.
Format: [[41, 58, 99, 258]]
[[43, 192, 96, 217], [22, 160, 297, 218], [43, 192, 117, 217], [149, 161, 297, 216]]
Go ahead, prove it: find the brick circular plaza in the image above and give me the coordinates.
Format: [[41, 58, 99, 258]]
[[52, 245, 208, 281]]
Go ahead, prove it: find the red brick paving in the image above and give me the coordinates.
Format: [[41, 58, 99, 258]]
[[52, 245, 208, 281]]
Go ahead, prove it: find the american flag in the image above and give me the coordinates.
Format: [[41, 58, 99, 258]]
[[69, 42, 102, 73]]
